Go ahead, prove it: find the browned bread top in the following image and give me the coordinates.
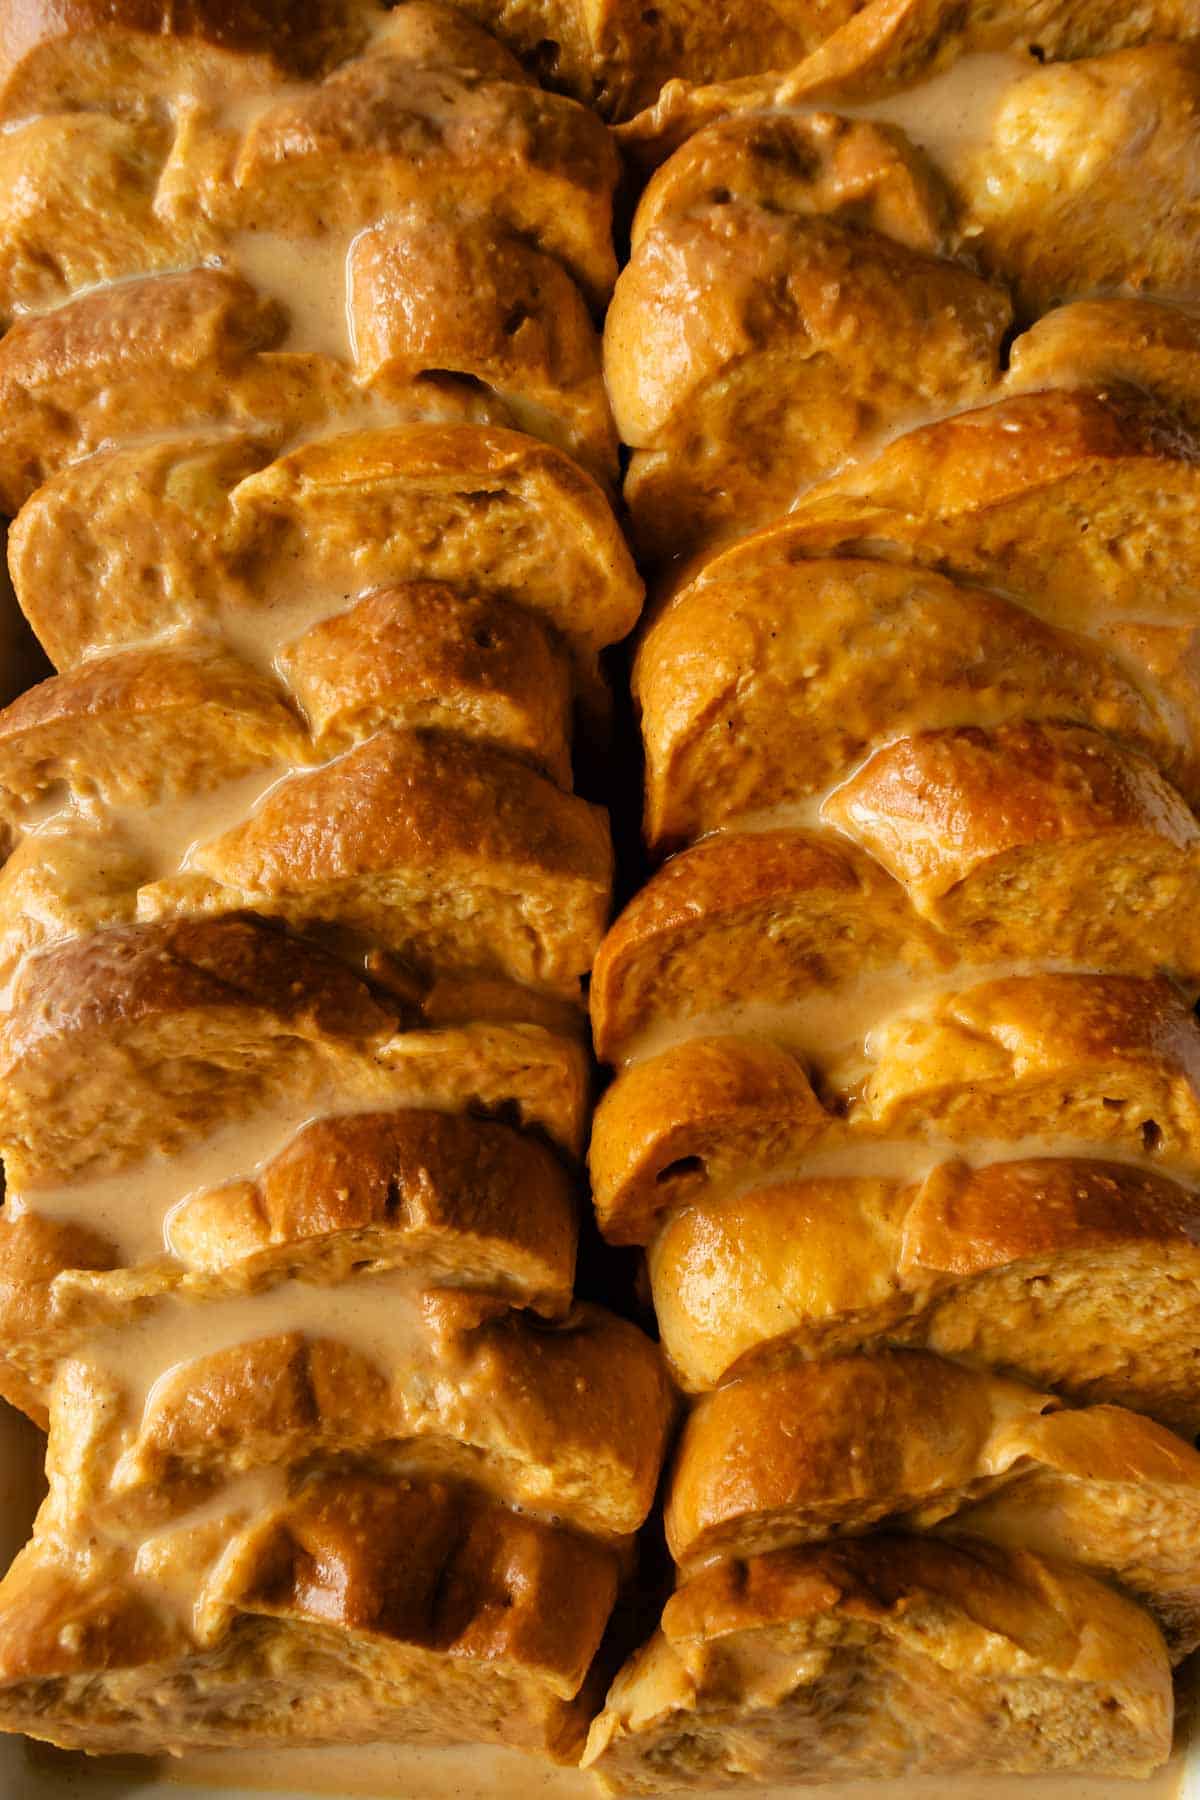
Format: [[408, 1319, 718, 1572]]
[[0, 1470, 617, 1759], [650, 1155, 1200, 1421], [666, 1351, 1200, 1660], [584, 1535, 1172, 1789], [9, 425, 641, 676], [0, 914, 591, 1187]]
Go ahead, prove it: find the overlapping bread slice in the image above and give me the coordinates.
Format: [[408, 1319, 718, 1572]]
[[948, 42, 1200, 318], [584, 1535, 1172, 1791], [635, 550, 1200, 846], [8, 425, 640, 689], [668, 1349, 1200, 1660], [590, 969, 1200, 1243], [649, 1153, 1200, 1426], [607, 195, 1008, 562], [0, 1468, 619, 1759]]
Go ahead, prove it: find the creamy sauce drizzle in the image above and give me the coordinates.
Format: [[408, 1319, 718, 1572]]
[[833, 50, 1038, 172]]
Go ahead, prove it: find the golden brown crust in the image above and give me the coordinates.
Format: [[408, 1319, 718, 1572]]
[[636, 553, 1197, 844], [667, 1350, 1200, 1658], [348, 206, 617, 484], [585, 1536, 1172, 1789], [0, 915, 591, 1188], [650, 1156, 1200, 1422], [630, 108, 953, 254], [9, 426, 641, 676], [591, 830, 951, 1066], [0, 1473, 617, 1759], [94, 1297, 673, 1540], [608, 205, 1009, 562], [279, 582, 573, 780]]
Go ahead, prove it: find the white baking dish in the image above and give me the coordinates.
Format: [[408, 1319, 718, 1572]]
[[1, 1401, 1195, 1800]]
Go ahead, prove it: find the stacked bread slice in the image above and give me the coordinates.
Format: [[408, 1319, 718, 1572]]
[[0, 0, 675, 1762], [585, 39, 1200, 1793]]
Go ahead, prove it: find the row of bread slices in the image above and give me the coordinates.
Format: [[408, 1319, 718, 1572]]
[[3, 0, 1187, 122], [579, 64, 1200, 1793], [0, 912, 674, 1759], [0, 0, 622, 498], [0, 0, 676, 1765]]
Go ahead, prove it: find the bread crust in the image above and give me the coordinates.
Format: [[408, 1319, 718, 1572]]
[[668, 1349, 1200, 1659], [585, 1536, 1172, 1789]]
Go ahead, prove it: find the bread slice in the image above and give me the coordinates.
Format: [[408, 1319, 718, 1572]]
[[278, 582, 573, 778], [630, 108, 953, 255], [591, 829, 952, 1067], [0, 915, 589, 1192], [29, 1277, 673, 1541], [1007, 296, 1200, 431], [590, 971, 1200, 1244], [0, 0, 376, 116], [787, 387, 1200, 634], [650, 1155, 1200, 1423], [954, 43, 1200, 318], [0, 1472, 618, 1759], [347, 205, 616, 485], [618, 3, 1194, 168], [584, 1536, 1172, 1790], [0, 269, 364, 514], [590, 818, 1200, 1071], [0, 725, 611, 996], [0, 112, 216, 320], [823, 722, 1200, 959], [142, 729, 611, 996], [635, 553, 1194, 844], [668, 1349, 1200, 1659], [607, 205, 1008, 561], [9, 425, 641, 678], [0, 645, 308, 828]]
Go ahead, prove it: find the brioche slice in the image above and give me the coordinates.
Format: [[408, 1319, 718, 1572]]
[[591, 812, 1200, 1071], [0, 916, 588, 1194], [630, 109, 952, 256], [0, 269, 359, 514], [618, 2, 1193, 161], [1007, 297, 1200, 430], [636, 554, 1193, 844], [823, 722, 1200, 964], [0, 743, 608, 1029], [30, 1278, 672, 1541], [0, 645, 307, 828], [348, 207, 616, 485], [139, 729, 610, 996], [0, 1473, 616, 1759], [591, 830, 952, 1067], [955, 44, 1200, 318], [9, 426, 641, 678], [279, 582, 572, 779], [786, 388, 1200, 631], [650, 1156, 1200, 1421], [589, 972, 1200, 1243], [668, 1350, 1200, 1659], [226, 46, 618, 304], [608, 206, 1008, 561], [0, 112, 217, 319], [584, 1537, 1172, 1790]]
